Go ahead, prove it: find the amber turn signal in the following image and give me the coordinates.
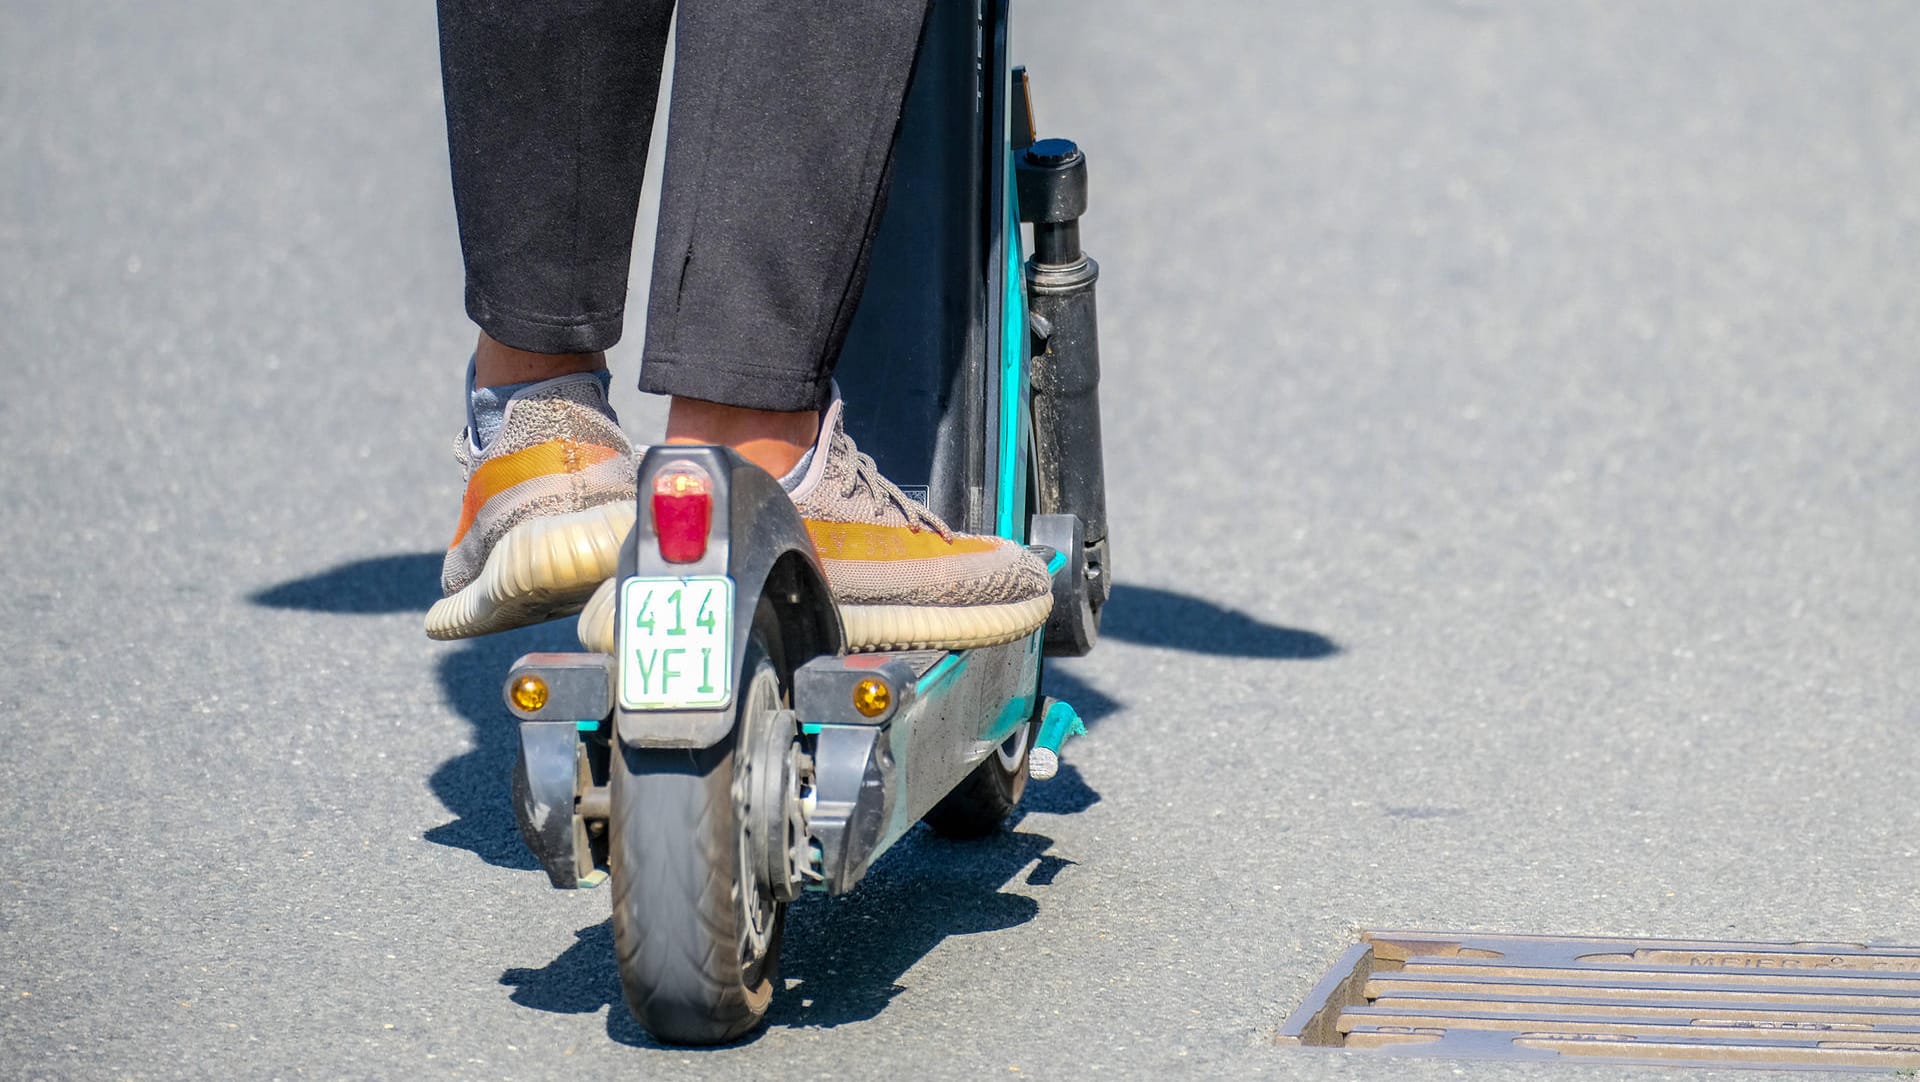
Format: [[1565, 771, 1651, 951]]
[[510, 674, 549, 713], [851, 677, 891, 718]]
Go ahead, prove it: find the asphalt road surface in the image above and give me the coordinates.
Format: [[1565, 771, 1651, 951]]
[[5, 2, 1919, 1079]]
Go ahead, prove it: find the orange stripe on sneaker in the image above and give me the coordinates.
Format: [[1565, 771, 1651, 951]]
[[449, 439, 620, 548], [804, 519, 1003, 562]]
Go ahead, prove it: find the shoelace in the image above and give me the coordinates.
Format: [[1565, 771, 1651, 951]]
[[836, 433, 955, 540]]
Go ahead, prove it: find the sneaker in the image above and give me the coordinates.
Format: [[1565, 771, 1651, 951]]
[[792, 399, 1053, 651], [578, 398, 1052, 655], [424, 373, 637, 640]]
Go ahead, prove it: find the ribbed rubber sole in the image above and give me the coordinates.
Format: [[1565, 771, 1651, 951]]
[[836, 594, 1052, 652], [425, 502, 634, 640], [577, 576, 618, 654], [576, 582, 1049, 655]]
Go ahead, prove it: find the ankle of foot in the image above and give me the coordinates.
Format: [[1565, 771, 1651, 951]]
[[473, 331, 607, 387], [664, 397, 819, 479]]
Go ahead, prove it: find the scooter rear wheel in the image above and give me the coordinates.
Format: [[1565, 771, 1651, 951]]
[[608, 606, 788, 1045]]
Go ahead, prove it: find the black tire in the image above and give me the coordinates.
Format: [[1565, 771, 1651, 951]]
[[609, 605, 788, 1045], [923, 720, 1033, 839]]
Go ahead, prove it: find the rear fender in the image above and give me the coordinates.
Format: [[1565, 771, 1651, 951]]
[[613, 446, 843, 749]]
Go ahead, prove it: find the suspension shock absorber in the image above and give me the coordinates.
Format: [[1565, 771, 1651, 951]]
[[1018, 116, 1110, 651]]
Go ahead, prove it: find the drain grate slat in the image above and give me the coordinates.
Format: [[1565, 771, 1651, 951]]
[[1361, 992, 1920, 1027], [1368, 973, 1920, 1007], [1511, 1036, 1920, 1071], [1398, 961, 1920, 990], [1278, 931, 1920, 1070], [1339, 1008, 1920, 1043]]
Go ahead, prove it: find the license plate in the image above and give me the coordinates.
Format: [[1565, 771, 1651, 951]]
[[616, 575, 734, 710]]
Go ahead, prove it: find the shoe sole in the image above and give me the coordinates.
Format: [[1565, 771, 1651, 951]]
[[425, 502, 635, 640], [575, 582, 1050, 656], [835, 595, 1053, 653], [577, 577, 619, 653]]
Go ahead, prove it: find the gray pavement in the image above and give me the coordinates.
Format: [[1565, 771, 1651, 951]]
[[4, 1, 1919, 1078]]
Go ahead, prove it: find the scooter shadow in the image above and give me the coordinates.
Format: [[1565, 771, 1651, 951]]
[[768, 770, 1099, 1031], [500, 770, 1098, 1046], [251, 552, 1335, 872], [246, 550, 575, 871], [252, 552, 1335, 1038], [422, 622, 584, 871], [1098, 582, 1340, 660]]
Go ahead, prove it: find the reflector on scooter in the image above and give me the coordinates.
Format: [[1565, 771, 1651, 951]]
[[651, 463, 713, 563], [509, 674, 549, 713], [851, 677, 891, 718]]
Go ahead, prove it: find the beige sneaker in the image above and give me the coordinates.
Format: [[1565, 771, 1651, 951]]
[[425, 373, 636, 640], [789, 399, 1052, 651], [577, 398, 1051, 655]]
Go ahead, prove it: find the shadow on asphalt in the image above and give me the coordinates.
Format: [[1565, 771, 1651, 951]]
[[500, 766, 1100, 1044], [248, 553, 1338, 867], [248, 556, 1342, 663], [1097, 583, 1340, 660], [1036, 584, 1339, 735], [249, 555, 1335, 863], [423, 621, 583, 872], [248, 552, 442, 613], [250, 553, 1337, 1038]]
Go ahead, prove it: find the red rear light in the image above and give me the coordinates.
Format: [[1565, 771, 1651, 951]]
[[651, 464, 713, 564]]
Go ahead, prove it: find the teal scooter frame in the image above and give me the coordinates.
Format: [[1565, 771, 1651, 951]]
[[498, 0, 1108, 1046]]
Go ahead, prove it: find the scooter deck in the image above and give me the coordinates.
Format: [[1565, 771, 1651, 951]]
[[796, 633, 1044, 895], [501, 625, 1084, 896]]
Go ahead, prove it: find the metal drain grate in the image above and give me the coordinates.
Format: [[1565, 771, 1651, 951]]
[[1278, 931, 1920, 1071]]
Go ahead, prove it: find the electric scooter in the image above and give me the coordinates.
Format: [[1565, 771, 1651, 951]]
[[499, 0, 1109, 1045]]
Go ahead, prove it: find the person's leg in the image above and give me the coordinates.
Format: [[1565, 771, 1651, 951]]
[[439, 0, 671, 362], [473, 333, 606, 389], [577, 0, 1052, 653], [664, 398, 818, 480], [426, 0, 672, 641], [639, 0, 930, 480]]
